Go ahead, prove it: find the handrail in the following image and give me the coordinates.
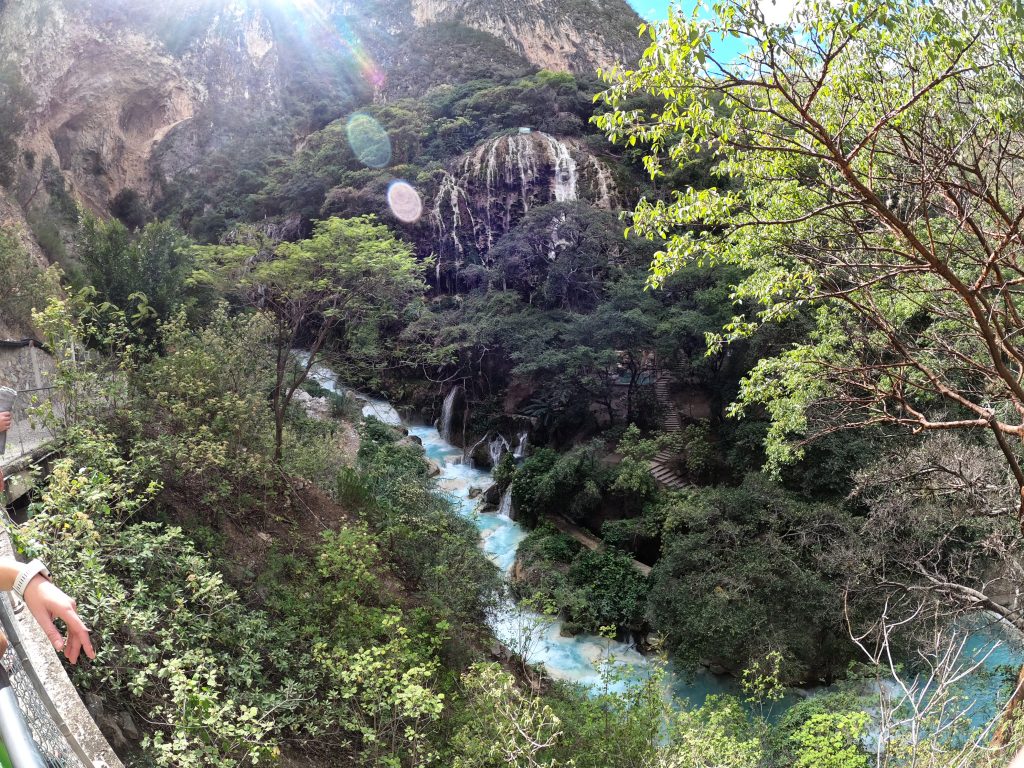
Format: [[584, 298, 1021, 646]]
[[0, 664, 48, 768], [0, 342, 52, 356]]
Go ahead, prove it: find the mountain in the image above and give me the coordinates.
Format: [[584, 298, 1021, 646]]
[[0, 0, 644, 226], [406, 0, 645, 74]]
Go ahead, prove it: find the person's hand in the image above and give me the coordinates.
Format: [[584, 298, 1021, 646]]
[[22, 576, 95, 664], [0, 412, 10, 434]]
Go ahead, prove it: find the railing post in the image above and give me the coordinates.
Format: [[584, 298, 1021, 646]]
[[0, 665, 48, 768]]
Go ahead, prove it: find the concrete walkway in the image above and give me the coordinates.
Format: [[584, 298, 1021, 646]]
[[547, 514, 652, 577]]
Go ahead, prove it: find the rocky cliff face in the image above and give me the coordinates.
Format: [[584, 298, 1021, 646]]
[[0, 0, 289, 212], [409, 0, 644, 75], [432, 131, 617, 259], [0, 0, 641, 233]]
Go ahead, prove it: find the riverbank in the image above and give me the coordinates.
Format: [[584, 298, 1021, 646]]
[[306, 358, 1024, 728]]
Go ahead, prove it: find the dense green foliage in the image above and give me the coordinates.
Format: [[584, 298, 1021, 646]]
[[647, 475, 856, 682], [7, 0, 1024, 763], [20, 301, 499, 766], [0, 230, 58, 328], [514, 524, 649, 635], [77, 216, 198, 333]]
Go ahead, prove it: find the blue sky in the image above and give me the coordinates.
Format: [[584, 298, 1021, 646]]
[[626, 1, 744, 59], [626, 1, 796, 59], [627, 0, 796, 21], [627, 0, 678, 21]]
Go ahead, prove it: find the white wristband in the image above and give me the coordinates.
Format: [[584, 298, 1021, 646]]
[[13, 559, 49, 600]]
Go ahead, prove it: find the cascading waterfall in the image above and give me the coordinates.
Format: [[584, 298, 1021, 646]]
[[489, 434, 510, 466], [431, 131, 615, 264], [439, 386, 461, 443], [497, 487, 514, 520], [540, 133, 579, 202], [514, 431, 529, 459]]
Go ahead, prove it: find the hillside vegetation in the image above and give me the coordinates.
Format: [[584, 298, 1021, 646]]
[[1, 0, 1024, 766]]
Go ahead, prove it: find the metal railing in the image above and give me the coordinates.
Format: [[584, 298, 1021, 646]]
[[0, 598, 81, 768], [1, 387, 58, 470], [0, 663, 59, 768]]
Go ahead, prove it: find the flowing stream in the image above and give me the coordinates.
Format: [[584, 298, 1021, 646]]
[[306, 361, 741, 700], [304, 359, 1024, 718]]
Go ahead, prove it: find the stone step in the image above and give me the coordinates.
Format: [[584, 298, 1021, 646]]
[[654, 475, 687, 489]]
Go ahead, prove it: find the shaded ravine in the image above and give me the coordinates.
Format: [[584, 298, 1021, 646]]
[[304, 360, 1024, 720], [305, 362, 743, 702]]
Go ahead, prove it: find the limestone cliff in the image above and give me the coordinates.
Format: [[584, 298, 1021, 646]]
[[0, 0, 291, 213], [409, 0, 644, 75], [432, 131, 618, 259]]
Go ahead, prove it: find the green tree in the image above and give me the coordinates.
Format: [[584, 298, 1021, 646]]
[[597, 0, 1024, 511], [453, 663, 568, 768], [77, 216, 195, 331], [196, 215, 427, 461], [648, 474, 856, 683], [596, 0, 1024, 730]]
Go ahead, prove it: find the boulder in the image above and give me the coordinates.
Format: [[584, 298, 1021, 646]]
[[483, 483, 501, 506], [468, 486, 483, 499], [118, 711, 141, 741], [84, 692, 104, 720], [97, 715, 127, 749], [292, 389, 330, 420]]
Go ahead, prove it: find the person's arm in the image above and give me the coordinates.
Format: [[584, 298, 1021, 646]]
[[0, 558, 94, 664], [0, 411, 10, 434]]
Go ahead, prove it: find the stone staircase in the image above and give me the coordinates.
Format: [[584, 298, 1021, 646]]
[[649, 449, 687, 490], [649, 371, 687, 489], [654, 372, 683, 433]]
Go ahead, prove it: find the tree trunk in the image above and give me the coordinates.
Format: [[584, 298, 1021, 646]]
[[995, 663, 1024, 747], [273, 403, 284, 464]]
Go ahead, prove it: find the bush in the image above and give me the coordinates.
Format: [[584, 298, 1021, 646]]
[[357, 419, 501, 632], [513, 525, 648, 635], [511, 445, 608, 526], [130, 308, 277, 521]]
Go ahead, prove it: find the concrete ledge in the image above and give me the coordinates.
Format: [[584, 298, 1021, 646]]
[[1, 445, 57, 507], [0, 527, 123, 768]]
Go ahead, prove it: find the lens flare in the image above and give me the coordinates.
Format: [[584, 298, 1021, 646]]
[[264, 0, 386, 91], [346, 113, 392, 168], [387, 181, 423, 223]]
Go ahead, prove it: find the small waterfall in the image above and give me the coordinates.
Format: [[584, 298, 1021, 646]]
[[489, 434, 510, 467], [541, 134, 579, 202], [513, 431, 528, 460], [548, 211, 572, 261], [439, 386, 461, 443], [497, 487, 514, 520], [587, 156, 615, 209], [465, 433, 490, 466]]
